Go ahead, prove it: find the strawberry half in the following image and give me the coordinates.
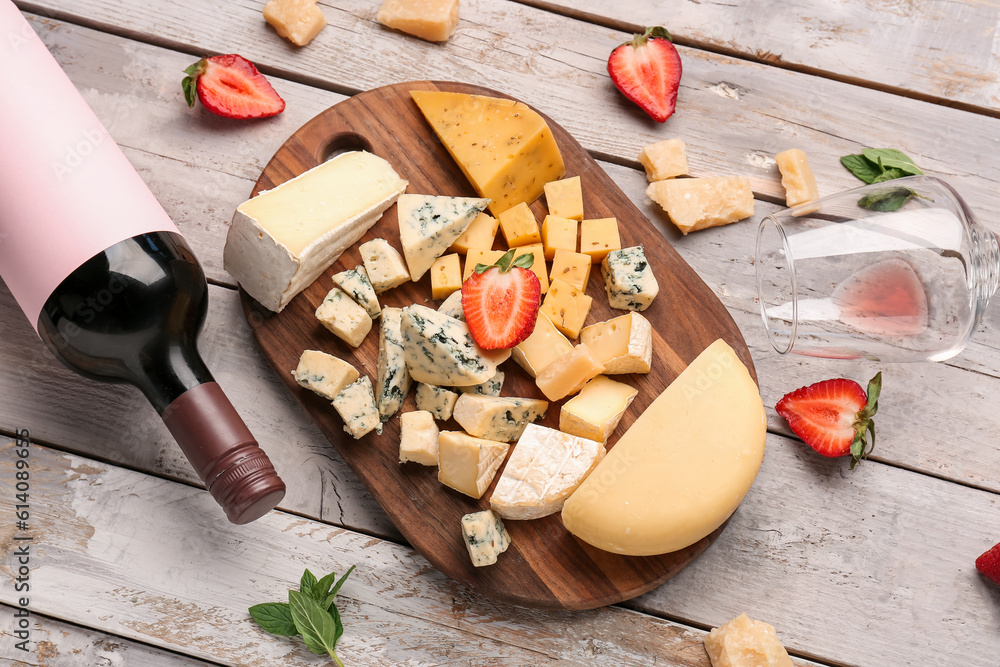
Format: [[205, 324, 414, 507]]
[[775, 372, 882, 469], [607, 26, 682, 123], [976, 542, 1000, 586], [182, 54, 285, 119], [462, 249, 541, 350]]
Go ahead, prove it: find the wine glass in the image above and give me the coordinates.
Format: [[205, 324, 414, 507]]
[[755, 176, 999, 362]]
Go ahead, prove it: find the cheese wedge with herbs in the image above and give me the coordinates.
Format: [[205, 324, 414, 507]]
[[397, 194, 489, 281], [411, 90, 565, 215], [224, 151, 406, 312], [561, 339, 766, 556]]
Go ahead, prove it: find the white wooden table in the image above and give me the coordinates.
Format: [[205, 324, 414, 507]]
[[3, 1, 1000, 665]]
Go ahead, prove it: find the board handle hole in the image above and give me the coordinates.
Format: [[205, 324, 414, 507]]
[[322, 133, 373, 163]]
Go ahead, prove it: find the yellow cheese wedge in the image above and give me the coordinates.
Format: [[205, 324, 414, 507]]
[[535, 344, 604, 402], [512, 311, 574, 378], [774, 148, 819, 207], [539, 278, 593, 339], [463, 248, 506, 281], [411, 91, 566, 215], [514, 243, 549, 293], [579, 312, 652, 374], [376, 0, 459, 42], [437, 431, 509, 498], [704, 614, 794, 667], [646, 176, 755, 235], [559, 375, 637, 443], [561, 339, 766, 556]]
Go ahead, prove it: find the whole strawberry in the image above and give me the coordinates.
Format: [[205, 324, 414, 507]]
[[607, 26, 683, 122], [462, 249, 540, 350], [776, 372, 881, 469], [976, 542, 1000, 586], [182, 54, 285, 119]]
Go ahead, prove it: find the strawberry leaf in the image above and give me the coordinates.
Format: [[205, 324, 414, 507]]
[[512, 253, 534, 269], [865, 372, 882, 413], [494, 249, 515, 272], [181, 59, 206, 109]]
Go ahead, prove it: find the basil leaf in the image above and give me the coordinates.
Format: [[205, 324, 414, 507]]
[[300, 569, 318, 597], [840, 154, 881, 184], [513, 253, 534, 269], [870, 167, 909, 183], [858, 187, 916, 212], [249, 602, 298, 637], [862, 148, 923, 176], [289, 590, 339, 657]]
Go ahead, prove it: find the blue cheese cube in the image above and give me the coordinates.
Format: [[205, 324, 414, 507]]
[[291, 350, 360, 401], [315, 286, 373, 347], [399, 410, 439, 466], [461, 510, 511, 567], [400, 304, 509, 387], [437, 290, 465, 321], [332, 376, 382, 439], [452, 394, 548, 442], [458, 371, 504, 396], [415, 383, 459, 421], [601, 245, 659, 312], [359, 238, 410, 293], [375, 307, 412, 421], [332, 265, 381, 318]]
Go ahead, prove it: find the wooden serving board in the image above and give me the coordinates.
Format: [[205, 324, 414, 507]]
[[240, 81, 756, 610]]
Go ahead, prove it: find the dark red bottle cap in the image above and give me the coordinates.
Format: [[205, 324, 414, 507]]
[[161, 382, 286, 524]]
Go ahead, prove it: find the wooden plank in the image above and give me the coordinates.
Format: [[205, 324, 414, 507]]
[[519, 0, 1000, 114], [0, 440, 828, 667], [0, 604, 221, 666]]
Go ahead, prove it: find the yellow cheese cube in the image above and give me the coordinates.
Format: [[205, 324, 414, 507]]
[[449, 212, 498, 254], [376, 0, 459, 42], [775, 148, 819, 207], [580, 312, 652, 374], [513, 243, 549, 293], [646, 176, 755, 235], [430, 253, 462, 300], [540, 215, 578, 260], [549, 249, 592, 291], [498, 202, 542, 247], [560, 375, 638, 443], [638, 138, 688, 182], [512, 311, 574, 377], [544, 176, 584, 221], [580, 218, 621, 263], [411, 91, 566, 215], [263, 0, 327, 47], [535, 344, 604, 401], [463, 249, 507, 281], [703, 613, 794, 667], [539, 278, 593, 339]]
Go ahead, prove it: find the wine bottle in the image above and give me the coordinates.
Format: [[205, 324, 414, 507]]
[[0, 2, 285, 523]]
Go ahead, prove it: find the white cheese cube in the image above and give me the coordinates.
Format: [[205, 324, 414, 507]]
[[375, 307, 412, 421], [602, 246, 659, 312], [332, 265, 381, 318], [461, 510, 511, 567], [332, 376, 382, 439], [315, 286, 373, 348], [224, 151, 406, 312], [457, 371, 504, 396], [399, 410, 439, 465], [579, 312, 652, 374], [397, 194, 489, 281], [290, 350, 360, 401], [559, 376, 638, 443], [437, 431, 509, 499], [359, 238, 410, 293], [415, 383, 459, 421], [452, 394, 548, 442], [491, 424, 605, 520], [400, 305, 509, 387]]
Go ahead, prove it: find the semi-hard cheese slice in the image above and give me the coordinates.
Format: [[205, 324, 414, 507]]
[[579, 312, 652, 374], [377, 0, 460, 43], [561, 339, 766, 556], [490, 424, 605, 520], [512, 311, 573, 378], [411, 91, 566, 215], [559, 375, 637, 443], [438, 431, 509, 498], [704, 613, 794, 667], [452, 393, 548, 442], [397, 194, 489, 281], [646, 176, 754, 235], [400, 305, 510, 386], [225, 151, 406, 312]]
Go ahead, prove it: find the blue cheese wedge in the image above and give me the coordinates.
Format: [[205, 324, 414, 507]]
[[375, 307, 412, 421], [332, 376, 382, 439], [400, 304, 509, 387], [602, 245, 659, 312], [332, 265, 381, 318], [452, 393, 548, 442], [397, 194, 490, 281], [457, 371, 504, 396], [461, 510, 511, 567], [315, 286, 373, 348], [415, 383, 459, 421], [490, 424, 606, 520], [437, 290, 465, 321], [291, 350, 360, 401], [224, 151, 406, 312], [437, 431, 509, 498], [399, 410, 439, 465], [359, 238, 410, 293]]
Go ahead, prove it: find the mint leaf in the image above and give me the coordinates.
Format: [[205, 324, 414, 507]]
[[249, 602, 298, 637], [870, 167, 909, 183], [313, 572, 338, 605], [858, 187, 916, 212], [862, 148, 923, 176], [840, 154, 881, 184], [322, 565, 356, 610], [289, 590, 340, 657], [300, 569, 318, 597]]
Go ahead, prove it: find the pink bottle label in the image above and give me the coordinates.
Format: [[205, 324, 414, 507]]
[[0, 2, 179, 332]]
